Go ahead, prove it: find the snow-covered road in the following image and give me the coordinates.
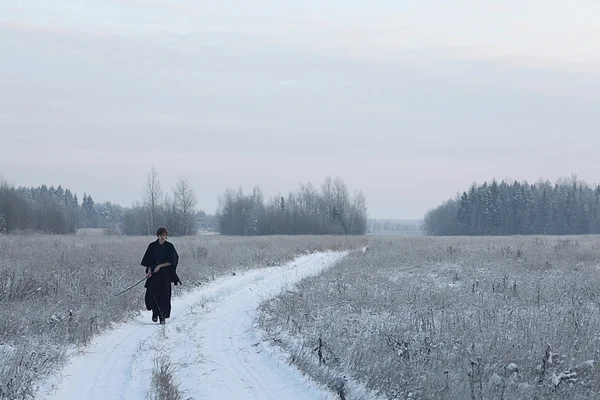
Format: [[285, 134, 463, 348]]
[[38, 251, 346, 400]]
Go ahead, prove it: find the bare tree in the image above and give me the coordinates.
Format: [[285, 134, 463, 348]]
[[143, 165, 162, 235], [216, 188, 237, 234], [162, 192, 175, 230], [215, 176, 369, 236], [173, 176, 198, 236], [333, 176, 351, 232], [298, 182, 318, 216], [348, 190, 368, 234], [321, 175, 334, 218]]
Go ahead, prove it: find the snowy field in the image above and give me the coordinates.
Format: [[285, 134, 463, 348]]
[[0, 234, 364, 399], [3, 234, 600, 400], [258, 235, 600, 399], [37, 251, 350, 400]]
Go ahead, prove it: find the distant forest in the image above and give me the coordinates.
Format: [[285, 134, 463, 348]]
[[216, 176, 368, 235], [367, 219, 422, 235], [0, 170, 367, 236], [424, 177, 600, 236]]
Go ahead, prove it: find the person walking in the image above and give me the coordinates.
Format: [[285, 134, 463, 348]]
[[140, 227, 181, 324]]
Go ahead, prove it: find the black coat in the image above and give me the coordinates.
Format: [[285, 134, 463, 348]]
[[141, 239, 182, 286]]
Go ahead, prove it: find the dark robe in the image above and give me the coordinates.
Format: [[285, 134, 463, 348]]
[[140, 239, 181, 320]]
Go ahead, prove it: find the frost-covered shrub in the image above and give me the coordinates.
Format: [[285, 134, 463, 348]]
[[258, 235, 600, 399], [0, 233, 364, 399]]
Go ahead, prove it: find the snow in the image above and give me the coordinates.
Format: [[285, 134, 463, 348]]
[[551, 371, 577, 386], [0, 343, 15, 357], [37, 250, 347, 400]]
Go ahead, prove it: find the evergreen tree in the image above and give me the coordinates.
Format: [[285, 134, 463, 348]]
[[425, 177, 600, 236], [280, 196, 286, 212], [467, 185, 480, 235], [539, 188, 549, 233], [81, 193, 98, 228], [548, 186, 560, 234], [498, 181, 512, 234], [522, 185, 534, 234], [565, 189, 575, 234], [489, 180, 501, 234], [457, 192, 470, 235]]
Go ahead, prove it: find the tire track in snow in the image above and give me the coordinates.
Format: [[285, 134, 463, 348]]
[[38, 251, 346, 400]]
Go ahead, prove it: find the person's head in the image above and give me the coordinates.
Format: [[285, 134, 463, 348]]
[[156, 227, 168, 244]]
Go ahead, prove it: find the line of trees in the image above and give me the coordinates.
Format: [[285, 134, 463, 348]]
[[423, 177, 600, 236], [0, 177, 123, 234], [0, 167, 205, 236], [1, 171, 369, 237], [0, 179, 80, 234], [118, 166, 207, 236], [216, 176, 368, 235], [0, 167, 216, 237], [368, 219, 422, 235]]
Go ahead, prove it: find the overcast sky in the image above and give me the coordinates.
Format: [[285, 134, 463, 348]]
[[1, 1, 599, 219]]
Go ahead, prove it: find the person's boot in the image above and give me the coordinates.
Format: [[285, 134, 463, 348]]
[[152, 312, 158, 323], [159, 318, 166, 325]]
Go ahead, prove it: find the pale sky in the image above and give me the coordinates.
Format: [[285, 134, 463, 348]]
[[1, 1, 599, 219]]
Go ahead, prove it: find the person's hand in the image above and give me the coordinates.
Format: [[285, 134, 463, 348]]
[[146, 272, 152, 278]]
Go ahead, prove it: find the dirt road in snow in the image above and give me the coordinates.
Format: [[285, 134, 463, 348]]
[[38, 251, 346, 400]]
